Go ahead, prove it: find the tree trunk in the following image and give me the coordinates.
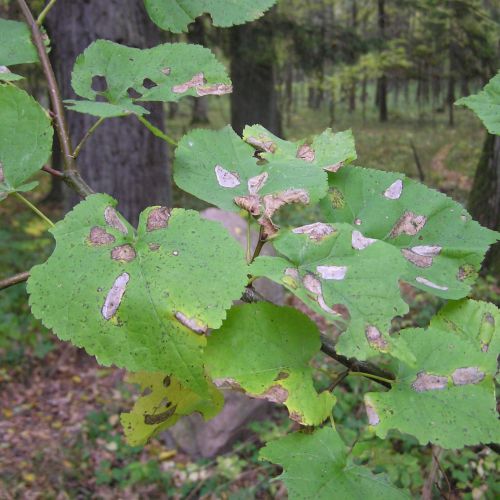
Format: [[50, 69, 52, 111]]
[[377, 0, 388, 122], [468, 134, 500, 274], [46, 0, 171, 225], [229, 10, 282, 136]]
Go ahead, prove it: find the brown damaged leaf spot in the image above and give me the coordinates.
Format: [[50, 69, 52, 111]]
[[365, 325, 389, 350], [104, 207, 128, 235], [245, 136, 276, 153], [324, 161, 344, 173], [147, 207, 171, 232], [247, 172, 268, 195], [412, 372, 448, 392], [415, 276, 448, 291], [258, 215, 279, 239], [101, 272, 130, 321], [214, 164, 241, 188], [196, 83, 233, 96], [389, 211, 427, 238], [288, 411, 304, 424], [402, 245, 442, 267], [302, 274, 340, 315], [234, 194, 261, 216], [172, 72, 205, 93], [111, 244, 136, 262], [457, 264, 475, 281], [316, 265, 347, 280], [383, 179, 403, 200], [174, 311, 208, 335], [213, 377, 244, 391], [148, 243, 160, 251], [256, 385, 289, 404], [144, 405, 177, 425], [354, 218, 362, 226], [161, 67, 171, 75], [296, 143, 315, 162], [274, 371, 290, 381], [352, 230, 377, 250], [365, 403, 380, 426], [451, 367, 485, 386], [292, 222, 334, 242], [88, 226, 116, 246], [263, 189, 309, 218]]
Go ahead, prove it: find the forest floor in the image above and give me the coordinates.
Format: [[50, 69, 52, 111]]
[[1, 100, 499, 499]]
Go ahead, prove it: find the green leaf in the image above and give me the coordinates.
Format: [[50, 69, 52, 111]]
[[174, 126, 329, 235], [28, 194, 248, 394], [121, 372, 223, 445], [365, 306, 500, 449], [204, 303, 335, 425], [321, 166, 499, 299], [67, 40, 231, 117], [0, 19, 38, 67], [0, 68, 24, 82], [456, 73, 500, 134], [0, 85, 53, 197], [260, 426, 409, 500], [251, 223, 414, 363], [144, 0, 277, 33]]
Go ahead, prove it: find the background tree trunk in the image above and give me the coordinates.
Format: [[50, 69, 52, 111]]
[[468, 134, 500, 274], [46, 0, 171, 225], [229, 10, 282, 136], [377, 0, 388, 122]]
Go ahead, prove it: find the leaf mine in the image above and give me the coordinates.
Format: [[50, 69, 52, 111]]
[[389, 211, 427, 238], [352, 230, 377, 250], [365, 325, 389, 350], [111, 244, 136, 262], [148, 243, 160, 251], [411, 372, 448, 392], [302, 274, 339, 315], [324, 161, 344, 173], [415, 276, 448, 291], [255, 385, 289, 404], [262, 189, 309, 218], [316, 265, 347, 280], [174, 311, 208, 335], [196, 83, 232, 96], [104, 206, 128, 234], [296, 143, 315, 162], [172, 72, 205, 93], [234, 194, 260, 215], [101, 272, 130, 320], [451, 367, 485, 386], [144, 405, 177, 425], [245, 136, 276, 153], [365, 403, 380, 426], [383, 179, 403, 200], [292, 222, 334, 241], [214, 164, 241, 188], [248, 172, 268, 195], [88, 226, 115, 246], [401, 249, 433, 268], [147, 207, 171, 231]]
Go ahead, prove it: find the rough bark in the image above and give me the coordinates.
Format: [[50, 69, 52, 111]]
[[46, 0, 171, 225], [468, 134, 500, 274], [229, 10, 282, 136]]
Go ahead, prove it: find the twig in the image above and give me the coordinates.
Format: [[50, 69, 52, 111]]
[[42, 165, 64, 177], [13, 192, 55, 227], [72, 117, 105, 158], [17, 0, 93, 198], [0, 271, 30, 290], [422, 446, 444, 500], [136, 115, 178, 146], [410, 139, 425, 182], [36, 0, 57, 26], [241, 285, 395, 388]]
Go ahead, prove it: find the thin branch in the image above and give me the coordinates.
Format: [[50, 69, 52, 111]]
[[241, 285, 395, 388], [36, 0, 57, 26], [0, 271, 30, 290], [422, 446, 444, 500], [136, 115, 178, 146], [72, 117, 105, 158], [17, 0, 93, 198], [42, 165, 64, 178], [13, 192, 55, 228]]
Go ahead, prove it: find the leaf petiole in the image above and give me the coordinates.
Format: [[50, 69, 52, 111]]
[[13, 192, 55, 228], [72, 117, 105, 158], [136, 115, 178, 147], [348, 371, 393, 386], [36, 0, 57, 26]]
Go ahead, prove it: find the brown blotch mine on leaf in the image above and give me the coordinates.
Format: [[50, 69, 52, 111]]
[[148, 243, 160, 251], [296, 143, 315, 162], [104, 206, 128, 235], [401, 249, 433, 268], [415, 276, 448, 291], [234, 194, 261, 216], [111, 244, 136, 262], [262, 189, 309, 218], [412, 372, 448, 392], [88, 226, 115, 246], [214, 164, 240, 188], [383, 179, 403, 200], [213, 378, 244, 391], [256, 385, 289, 404], [365, 325, 389, 350], [352, 230, 377, 250], [174, 311, 208, 335], [451, 367, 485, 386], [144, 405, 177, 425], [161, 67, 171, 75], [172, 72, 205, 94], [389, 211, 427, 238], [258, 215, 279, 238], [196, 83, 232, 96], [274, 371, 290, 381], [365, 403, 380, 426], [248, 172, 268, 195], [101, 272, 130, 321], [293, 222, 334, 242], [324, 161, 344, 173], [316, 265, 347, 280], [245, 136, 276, 153], [147, 207, 171, 232]]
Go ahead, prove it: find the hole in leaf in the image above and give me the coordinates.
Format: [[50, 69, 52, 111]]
[[127, 87, 142, 99], [91, 75, 107, 92], [143, 78, 157, 90]]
